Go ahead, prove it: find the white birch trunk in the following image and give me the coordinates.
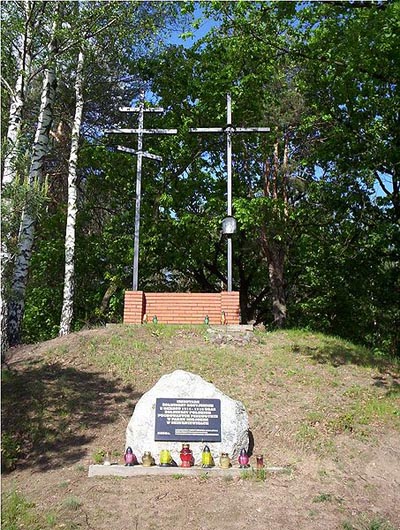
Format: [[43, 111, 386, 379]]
[[2, 0, 33, 187], [59, 50, 85, 336], [1, 1, 33, 357], [7, 18, 58, 346]]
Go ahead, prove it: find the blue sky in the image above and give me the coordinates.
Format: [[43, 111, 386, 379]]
[[167, 5, 219, 48]]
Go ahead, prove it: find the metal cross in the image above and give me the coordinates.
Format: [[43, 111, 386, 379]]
[[190, 93, 270, 292], [106, 90, 177, 291]]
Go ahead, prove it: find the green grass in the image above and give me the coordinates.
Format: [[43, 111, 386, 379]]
[[342, 515, 397, 530], [313, 492, 335, 503], [2, 326, 399, 479], [63, 496, 82, 511], [240, 468, 268, 481], [2, 326, 399, 530], [1, 490, 52, 530], [92, 449, 106, 464]]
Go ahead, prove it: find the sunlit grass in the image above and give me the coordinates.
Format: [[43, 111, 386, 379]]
[[1, 490, 53, 530]]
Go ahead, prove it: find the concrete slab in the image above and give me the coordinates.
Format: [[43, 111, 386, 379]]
[[88, 464, 288, 478], [208, 325, 254, 333]]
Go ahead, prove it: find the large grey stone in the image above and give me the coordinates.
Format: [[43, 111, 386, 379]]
[[126, 370, 249, 465]]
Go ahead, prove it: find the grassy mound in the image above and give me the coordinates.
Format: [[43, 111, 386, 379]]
[[2, 325, 399, 530]]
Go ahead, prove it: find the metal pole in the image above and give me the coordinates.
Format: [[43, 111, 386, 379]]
[[132, 90, 144, 291], [226, 93, 233, 292]]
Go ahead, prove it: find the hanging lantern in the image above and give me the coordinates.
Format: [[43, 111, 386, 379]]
[[201, 445, 214, 468], [219, 453, 231, 469], [124, 447, 138, 466], [238, 448, 250, 468], [180, 443, 194, 467]]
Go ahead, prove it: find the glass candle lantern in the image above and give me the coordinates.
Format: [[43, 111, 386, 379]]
[[159, 449, 172, 466], [180, 443, 194, 467], [219, 453, 231, 469], [238, 448, 250, 468], [124, 447, 137, 466], [201, 445, 214, 468], [256, 454, 264, 469], [142, 451, 155, 467]]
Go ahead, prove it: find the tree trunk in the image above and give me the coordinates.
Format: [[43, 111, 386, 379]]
[[2, 1, 33, 187], [59, 50, 85, 336], [1, 1, 34, 358], [260, 229, 287, 327], [7, 17, 58, 346], [267, 243, 286, 327], [260, 136, 288, 328], [99, 284, 118, 315]]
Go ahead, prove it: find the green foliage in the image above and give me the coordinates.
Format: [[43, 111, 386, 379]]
[[1, 432, 21, 472], [3, 1, 397, 358], [92, 449, 106, 464], [239, 467, 267, 482]]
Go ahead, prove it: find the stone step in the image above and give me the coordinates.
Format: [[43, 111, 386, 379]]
[[88, 464, 288, 478]]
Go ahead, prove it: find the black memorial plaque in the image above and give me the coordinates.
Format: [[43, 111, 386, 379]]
[[155, 398, 221, 441]]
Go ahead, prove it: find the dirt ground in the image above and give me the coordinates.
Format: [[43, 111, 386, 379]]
[[2, 326, 400, 530]]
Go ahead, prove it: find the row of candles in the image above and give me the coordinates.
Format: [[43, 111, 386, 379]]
[[111, 444, 264, 469], [143, 313, 227, 325]]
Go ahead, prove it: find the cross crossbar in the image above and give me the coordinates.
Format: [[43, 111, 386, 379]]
[[106, 128, 178, 135], [119, 106, 164, 113], [190, 127, 270, 133], [117, 145, 163, 161]]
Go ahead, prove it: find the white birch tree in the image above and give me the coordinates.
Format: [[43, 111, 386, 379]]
[[59, 49, 84, 336], [2, 1, 33, 187], [3, 1, 182, 347], [7, 13, 59, 346], [1, 0, 38, 355]]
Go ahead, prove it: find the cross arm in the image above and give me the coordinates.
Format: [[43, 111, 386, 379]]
[[119, 107, 164, 113], [189, 127, 270, 134], [105, 128, 178, 135], [116, 145, 162, 161], [234, 127, 270, 133], [189, 127, 225, 133]]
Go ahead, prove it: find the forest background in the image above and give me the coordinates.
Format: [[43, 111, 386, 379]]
[[1, 0, 399, 357]]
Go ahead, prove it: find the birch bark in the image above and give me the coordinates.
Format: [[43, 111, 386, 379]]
[[2, 1, 33, 187], [59, 50, 85, 336], [1, 1, 34, 356], [7, 16, 58, 346]]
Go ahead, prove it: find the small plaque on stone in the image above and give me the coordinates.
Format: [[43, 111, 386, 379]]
[[155, 398, 221, 441]]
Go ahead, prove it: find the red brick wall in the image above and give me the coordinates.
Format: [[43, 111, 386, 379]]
[[123, 291, 144, 324], [123, 291, 240, 325]]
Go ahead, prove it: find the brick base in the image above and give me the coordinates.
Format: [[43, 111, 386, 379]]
[[124, 291, 240, 325]]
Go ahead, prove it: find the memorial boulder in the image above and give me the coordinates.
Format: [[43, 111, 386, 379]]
[[126, 370, 249, 464]]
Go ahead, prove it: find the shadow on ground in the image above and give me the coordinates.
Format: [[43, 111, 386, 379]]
[[298, 339, 399, 372], [1, 361, 141, 472]]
